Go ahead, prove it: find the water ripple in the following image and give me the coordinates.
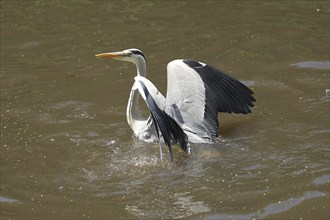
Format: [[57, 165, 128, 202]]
[[290, 61, 330, 70]]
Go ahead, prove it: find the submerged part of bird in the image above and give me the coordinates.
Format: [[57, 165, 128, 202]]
[[95, 48, 256, 161]]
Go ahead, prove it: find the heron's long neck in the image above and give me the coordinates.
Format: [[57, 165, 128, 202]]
[[127, 87, 144, 132], [135, 58, 146, 77], [126, 59, 148, 134]]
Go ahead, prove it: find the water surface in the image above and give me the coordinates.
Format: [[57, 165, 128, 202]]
[[1, 1, 329, 219]]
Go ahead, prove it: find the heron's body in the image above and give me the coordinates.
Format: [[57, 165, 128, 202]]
[[96, 49, 256, 160], [128, 73, 211, 144]]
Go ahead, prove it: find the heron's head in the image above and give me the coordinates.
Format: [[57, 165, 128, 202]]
[[95, 48, 146, 65]]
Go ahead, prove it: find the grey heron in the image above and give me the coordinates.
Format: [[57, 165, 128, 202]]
[[95, 48, 256, 160]]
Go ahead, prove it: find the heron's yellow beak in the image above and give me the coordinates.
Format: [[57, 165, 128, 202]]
[[95, 51, 126, 58]]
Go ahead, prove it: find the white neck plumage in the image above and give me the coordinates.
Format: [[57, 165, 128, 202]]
[[126, 57, 148, 136]]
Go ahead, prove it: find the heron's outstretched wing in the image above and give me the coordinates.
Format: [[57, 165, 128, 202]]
[[135, 76, 189, 160], [166, 59, 255, 139]]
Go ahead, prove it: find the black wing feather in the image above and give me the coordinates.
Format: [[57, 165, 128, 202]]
[[138, 81, 189, 160], [183, 60, 256, 137]]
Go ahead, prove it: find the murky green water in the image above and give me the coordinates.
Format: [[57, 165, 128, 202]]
[[1, 1, 329, 219]]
